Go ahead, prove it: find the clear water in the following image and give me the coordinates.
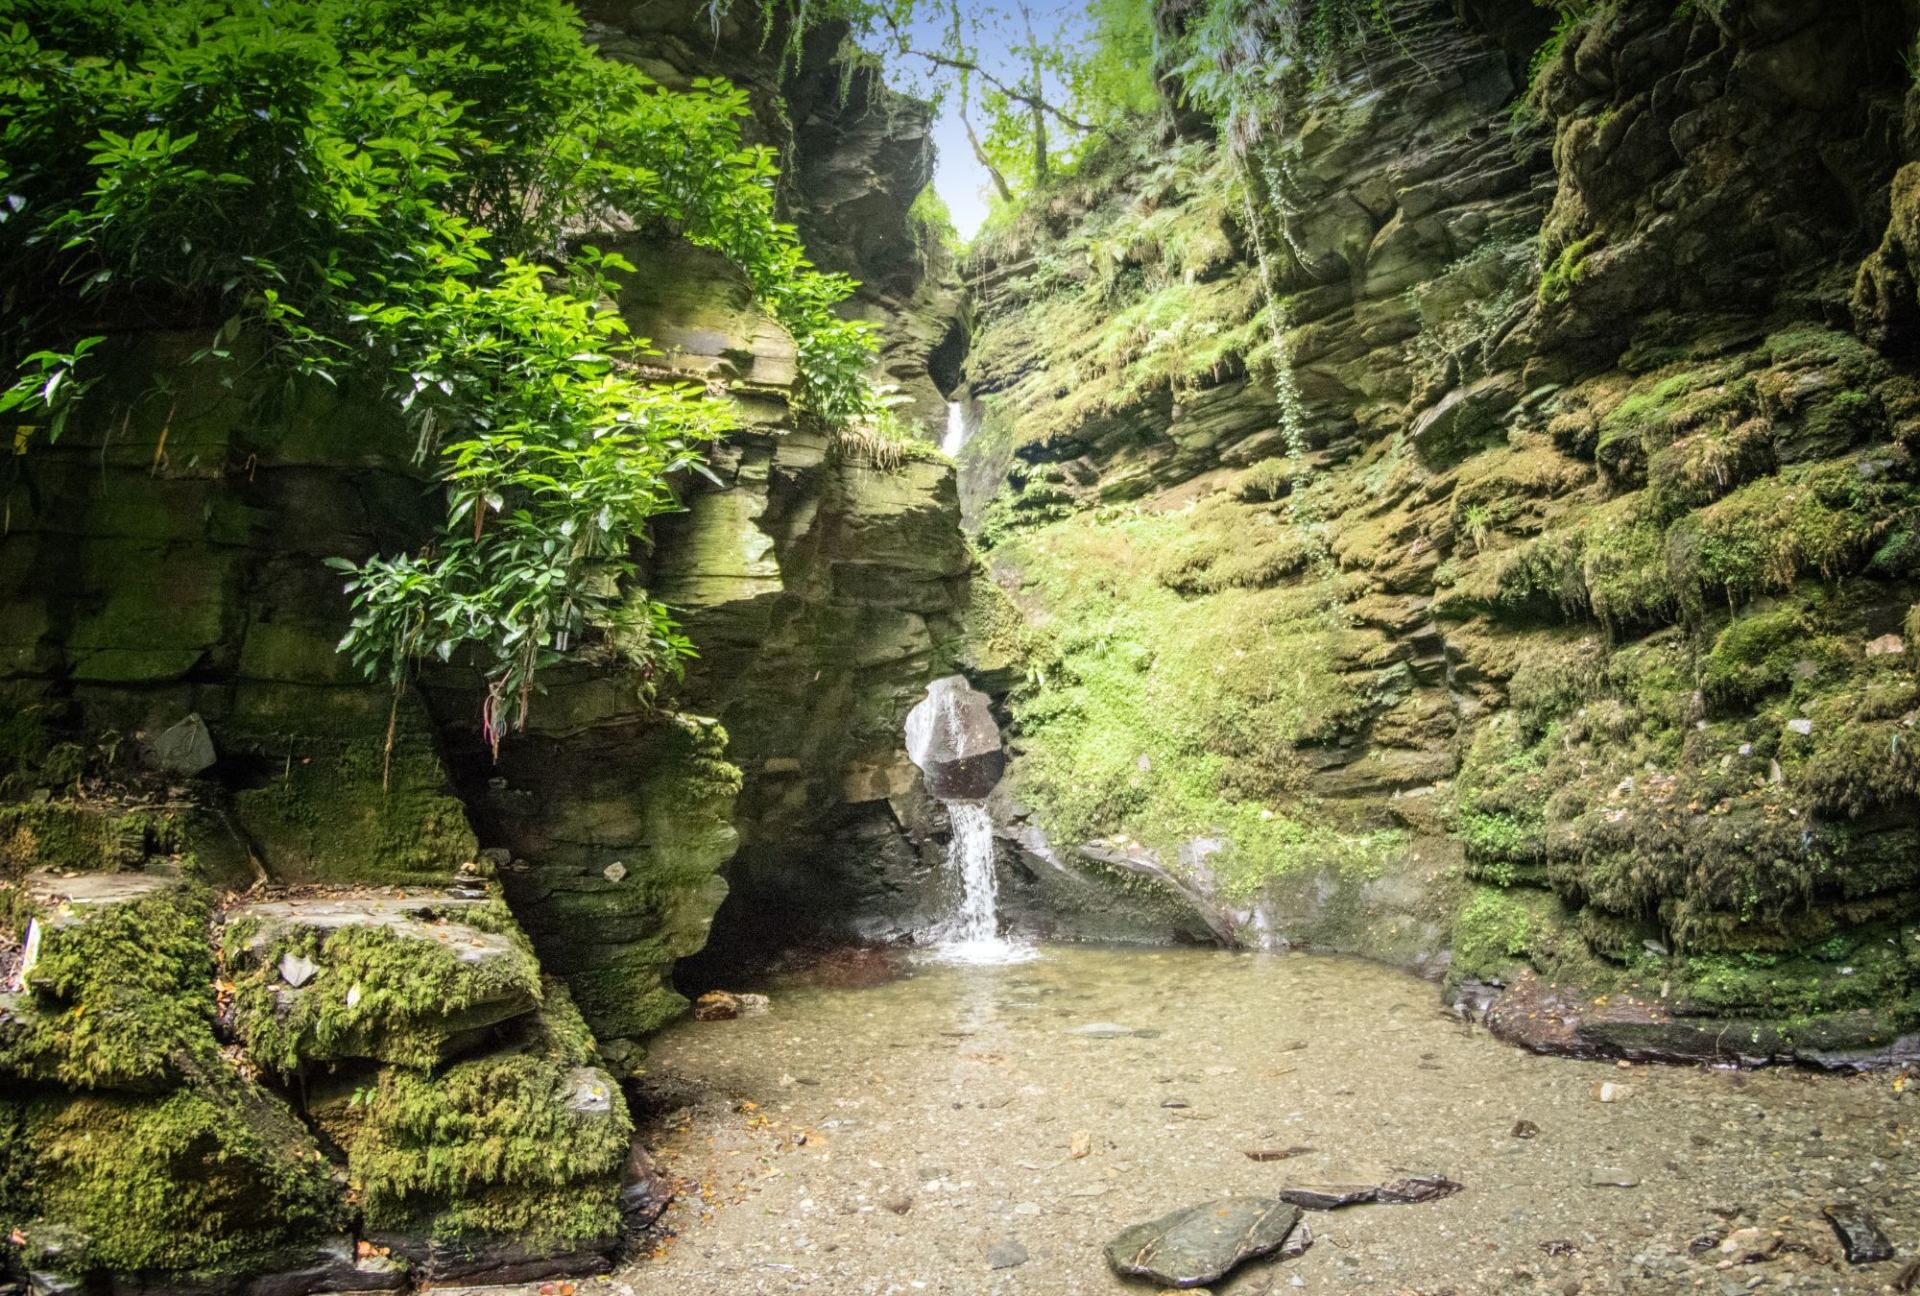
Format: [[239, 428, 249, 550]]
[[625, 946, 1920, 1294]]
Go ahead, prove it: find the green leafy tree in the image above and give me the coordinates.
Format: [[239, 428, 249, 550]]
[[0, 0, 881, 750]]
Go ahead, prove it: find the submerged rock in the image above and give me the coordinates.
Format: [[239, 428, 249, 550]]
[[1105, 1197, 1301, 1287], [694, 991, 742, 1021], [1279, 1175, 1463, 1210], [1824, 1203, 1894, 1264], [986, 1239, 1029, 1269]]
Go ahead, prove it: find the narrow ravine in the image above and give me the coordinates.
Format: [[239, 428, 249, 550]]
[[8, 0, 1920, 1292]]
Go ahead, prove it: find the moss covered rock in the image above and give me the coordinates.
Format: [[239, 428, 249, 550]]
[[1, 1065, 341, 1282], [224, 890, 543, 1072], [313, 987, 629, 1255], [0, 870, 215, 1091]]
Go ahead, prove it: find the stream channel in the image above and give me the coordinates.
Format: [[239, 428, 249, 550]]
[[610, 946, 1920, 1295]]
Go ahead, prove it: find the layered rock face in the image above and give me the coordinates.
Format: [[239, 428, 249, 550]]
[[960, 0, 1920, 1059], [0, 4, 969, 1290]]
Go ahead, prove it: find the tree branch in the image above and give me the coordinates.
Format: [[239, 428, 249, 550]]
[[900, 47, 1103, 136], [959, 104, 1014, 203]]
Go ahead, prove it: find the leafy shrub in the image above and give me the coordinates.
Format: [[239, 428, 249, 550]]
[[0, 0, 882, 746]]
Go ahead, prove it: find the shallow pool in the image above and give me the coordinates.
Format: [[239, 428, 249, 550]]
[[612, 946, 1920, 1295]]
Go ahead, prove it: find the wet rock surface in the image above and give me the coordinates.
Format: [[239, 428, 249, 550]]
[[1827, 1203, 1896, 1265], [903, 676, 1006, 803], [1277, 1175, 1463, 1210], [1103, 1197, 1301, 1287]]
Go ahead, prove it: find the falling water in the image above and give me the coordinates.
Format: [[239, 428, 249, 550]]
[[942, 400, 969, 458], [932, 801, 1034, 965]]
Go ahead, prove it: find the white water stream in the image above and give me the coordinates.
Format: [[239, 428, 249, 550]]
[[930, 801, 1031, 964], [941, 400, 969, 458]]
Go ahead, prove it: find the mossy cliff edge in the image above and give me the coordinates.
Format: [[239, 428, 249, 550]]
[[0, 3, 968, 1291], [958, 0, 1920, 1064]]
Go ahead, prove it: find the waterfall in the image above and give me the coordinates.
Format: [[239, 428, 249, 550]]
[[944, 802, 999, 943], [931, 801, 1034, 964], [942, 400, 969, 458], [903, 674, 1035, 965]]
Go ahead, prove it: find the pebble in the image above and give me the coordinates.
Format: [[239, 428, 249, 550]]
[[1589, 1167, 1639, 1187], [879, 1190, 912, 1215], [986, 1240, 1028, 1269]]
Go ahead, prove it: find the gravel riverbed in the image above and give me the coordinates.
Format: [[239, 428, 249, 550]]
[[597, 947, 1920, 1295]]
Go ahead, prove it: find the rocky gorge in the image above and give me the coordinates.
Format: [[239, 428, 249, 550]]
[[7, 0, 1920, 1291]]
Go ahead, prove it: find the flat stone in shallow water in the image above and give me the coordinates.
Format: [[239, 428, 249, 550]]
[[1104, 1197, 1300, 1287], [1825, 1202, 1895, 1263]]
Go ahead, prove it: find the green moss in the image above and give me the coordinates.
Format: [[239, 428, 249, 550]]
[[1236, 457, 1294, 502], [234, 735, 476, 885], [1149, 497, 1318, 595], [1677, 935, 1919, 1021], [0, 803, 177, 877], [320, 989, 627, 1252], [1451, 886, 1538, 980], [1668, 453, 1918, 613], [3, 1075, 340, 1279], [1537, 233, 1601, 307], [995, 505, 1400, 904], [1698, 592, 1852, 708], [963, 566, 1030, 673], [1, 880, 217, 1090], [228, 896, 543, 1072]]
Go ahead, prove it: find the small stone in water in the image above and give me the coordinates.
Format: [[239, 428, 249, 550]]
[[1511, 1119, 1539, 1139], [1077, 1023, 1135, 1038], [879, 1190, 912, 1215], [1719, 1227, 1779, 1262], [1591, 1080, 1632, 1102], [1244, 1146, 1315, 1162], [1162, 1097, 1191, 1109], [1280, 1176, 1461, 1210], [986, 1240, 1028, 1269], [1070, 1130, 1092, 1158], [1823, 1202, 1894, 1264], [1105, 1198, 1300, 1287], [694, 991, 741, 1021], [1589, 1167, 1638, 1188]]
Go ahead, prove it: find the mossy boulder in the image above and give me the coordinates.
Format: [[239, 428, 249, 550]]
[[223, 890, 543, 1072], [0, 1067, 341, 1282], [0, 870, 215, 1091], [312, 988, 629, 1257]]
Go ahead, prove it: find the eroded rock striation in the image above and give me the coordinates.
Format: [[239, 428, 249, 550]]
[[959, 0, 1920, 1061]]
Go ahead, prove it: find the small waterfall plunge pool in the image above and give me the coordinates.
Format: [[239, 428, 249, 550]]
[[621, 946, 1919, 1294]]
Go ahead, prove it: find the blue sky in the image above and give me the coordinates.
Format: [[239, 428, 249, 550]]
[[893, 0, 1097, 239]]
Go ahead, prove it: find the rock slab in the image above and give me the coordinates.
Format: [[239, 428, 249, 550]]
[[1824, 1203, 1894, 1264], [1105, 1197, 1301, 1287]]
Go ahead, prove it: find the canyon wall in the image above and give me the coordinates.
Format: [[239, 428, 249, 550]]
[[960, 0, 1920, 1062]]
